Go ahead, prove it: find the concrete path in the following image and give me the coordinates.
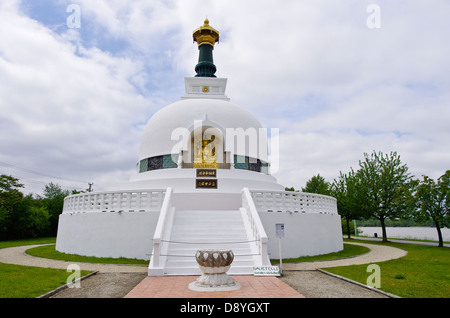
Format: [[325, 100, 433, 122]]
[[279, 242, 408, 270], [0, 242, 407, 273], [349, 236, 450, 247], [0, 244, 147, 273]]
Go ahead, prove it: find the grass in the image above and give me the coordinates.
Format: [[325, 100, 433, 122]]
[[0, 237, 146, 298], [354, 235, 449, 244], [275, 243, 370, 263], [26, 244, 149, 265], [0, 237, 56, 249], [0, 238, 92, 298], [324, 239, 450, 298], [0, 262, 91, 298]]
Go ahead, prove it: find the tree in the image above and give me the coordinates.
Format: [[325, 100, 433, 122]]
[[331, 169, 366, 239], [412, 171, 449, 247], [11, 194, 50, 238], [302, 174, 331, 195], [0, 174, 24, 209], [0, 175, 25, 239], [0, 175, 52, 239], [355, 151, 412, 242], [40, 182, 70, 235]]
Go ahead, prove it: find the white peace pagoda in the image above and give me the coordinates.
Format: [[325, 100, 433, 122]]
[[56, 20, 343, 276]]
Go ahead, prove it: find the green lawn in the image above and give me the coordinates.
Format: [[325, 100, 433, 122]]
[[277, 243, 370, 263], [0, 238, 92, 298], [26, 244, 149, 265], [0, 237, 56, 249], [0, 262, 91, 298], [0, 237, 148, 298], [324, 239, 450, 298]]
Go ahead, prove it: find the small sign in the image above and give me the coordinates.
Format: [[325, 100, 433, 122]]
[[253, 266, 280, 276], [196, 169, 216, 178], [276, 223, 285, 238], [196, 179, 218, 189]]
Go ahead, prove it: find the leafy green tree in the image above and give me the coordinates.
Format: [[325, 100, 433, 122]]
[[331, 169, 366, 238], [0, 176, 70, 239], [12, 194, 50, 238], [302, 174, 331, 195], [40, 182, 69, 235], [355, 151, 412, 242], [0, 175, 25, 239], [25, 205, 50, 238], [0, 174, 24, 209], [412, 171, 449, 247]]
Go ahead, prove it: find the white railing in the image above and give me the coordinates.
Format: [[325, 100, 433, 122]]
[[241, 188, 270, 266], [62, 189, 167, 213], [250, 190, 338, 214], [148, 187, 174, 274]]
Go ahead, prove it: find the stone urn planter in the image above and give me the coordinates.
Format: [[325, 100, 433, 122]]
[[189, 249, 240, 291]]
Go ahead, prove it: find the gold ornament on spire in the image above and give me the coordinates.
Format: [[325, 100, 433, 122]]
[[193, 18, 219, 48]]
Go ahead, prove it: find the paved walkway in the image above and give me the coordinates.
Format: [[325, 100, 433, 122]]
[[0, 242, 407, 273], [349, 236, 450, 247], [124, 275, 304, 298], [279, 242, 407, 270], [0, 244, 148, 273]]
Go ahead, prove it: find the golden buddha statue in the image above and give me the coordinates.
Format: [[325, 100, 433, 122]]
[[193, 136, 219, 169]]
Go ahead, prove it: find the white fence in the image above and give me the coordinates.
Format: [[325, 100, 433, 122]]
[[62, 189, 167, 213], [241, 188, 270, 266], [148, 187, 174, 274], [250, 190, 338, 214]]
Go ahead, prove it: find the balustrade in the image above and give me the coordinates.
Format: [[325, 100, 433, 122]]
[[62, 189, 167, 213], [250, 190, 337, 214]]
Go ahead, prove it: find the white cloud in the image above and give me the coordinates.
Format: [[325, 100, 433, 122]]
[[1, 0, 449, 194], [0, 2, 152, 193]]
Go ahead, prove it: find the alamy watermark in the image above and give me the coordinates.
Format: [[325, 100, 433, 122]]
[[66, 264, 81, 288], [170, 120, 280, 173], [366, 264, 381, 288], [66, 3, 381, 30], [366, 4, 381, 29], [66, 4, 81, 29]]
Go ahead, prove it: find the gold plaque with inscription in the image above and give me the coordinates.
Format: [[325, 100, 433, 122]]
[[196, 179, 218, 189], [197, 169, 217, 178]]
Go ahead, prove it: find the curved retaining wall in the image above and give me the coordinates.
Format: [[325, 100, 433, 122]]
[[260, 212, 343, 259], [250, 190, 343, 258], [56, 189, 343, 261], [56, 212, 159, 260]]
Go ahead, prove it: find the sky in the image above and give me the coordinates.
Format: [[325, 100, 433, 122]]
[[0, 0, 449, 195]]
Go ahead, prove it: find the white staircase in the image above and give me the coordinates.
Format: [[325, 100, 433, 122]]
[[163, 209, 255, 275]]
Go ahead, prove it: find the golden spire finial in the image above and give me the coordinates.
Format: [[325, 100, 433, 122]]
[[193, 18, 219, 48]]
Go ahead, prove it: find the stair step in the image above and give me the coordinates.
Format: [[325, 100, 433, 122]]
[[168, 244, 251, 251], [149, 209, 260, 276], [165, 259, 254, 267], [163, 266, 254, 276]]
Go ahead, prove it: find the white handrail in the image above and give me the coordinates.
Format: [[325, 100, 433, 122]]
[[149, 187, 173, 271], [250, 190, 338, 214], [62, 189, 167, 214], [242, 187, 270, 266]]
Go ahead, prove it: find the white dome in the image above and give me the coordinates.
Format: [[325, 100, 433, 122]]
[[138, 98, 268, 162]]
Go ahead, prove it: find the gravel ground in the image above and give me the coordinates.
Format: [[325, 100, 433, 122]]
[[50, 273, 148, 298], [48, 270, 393, 298], [279, 270, 391, 298]]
